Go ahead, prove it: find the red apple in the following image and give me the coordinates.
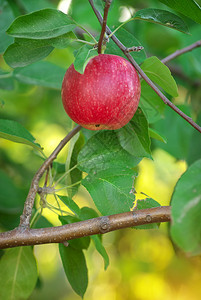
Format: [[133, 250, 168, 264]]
[[61, 54, 141, 130]]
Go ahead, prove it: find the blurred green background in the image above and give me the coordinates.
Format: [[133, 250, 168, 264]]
[[1, 0, 201, 299]]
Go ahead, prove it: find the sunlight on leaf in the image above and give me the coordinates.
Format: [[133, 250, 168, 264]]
[[0, 119, 43, 153]]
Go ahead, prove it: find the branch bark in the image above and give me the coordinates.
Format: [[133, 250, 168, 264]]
[[97, 0, 112, 54], [88, 0, 201, 134], [0, 206, 171, 249]]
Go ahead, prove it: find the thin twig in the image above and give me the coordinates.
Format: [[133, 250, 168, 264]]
[[161, 40, 201, 64], [126, 46, 144, 53], [88, 0, 201, 134], [0, 206, 171, 249], [19, 125, 82, 230], [98, 0, 112, 54]]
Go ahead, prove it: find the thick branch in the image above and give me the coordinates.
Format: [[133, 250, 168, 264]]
[[19, 125, 82, 229], [98, 0, 112, 54], [0, 206, 171, 249], [88, 0, 201, 134]]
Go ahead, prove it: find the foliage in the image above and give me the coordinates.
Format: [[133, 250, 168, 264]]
[[0, 247, 38, 299], [0, 0, 201, 299], [171, 158, 201, 255]]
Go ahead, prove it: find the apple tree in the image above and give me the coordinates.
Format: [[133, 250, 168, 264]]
[[0, 0, 201, 299]]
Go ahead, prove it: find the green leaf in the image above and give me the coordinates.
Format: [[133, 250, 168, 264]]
[[82, 168, 136, 215], [7, 9, 76, 39], [141, 56, 178, 97], [59, 244, 88, 298], [69, 133, 85, 197], [91, 235, 109, 270], [0, 1, 14, 53], [0, 119, 42, 152], [116, 108, 151, 158], [65, 132, 84, 198], [57, 195, 80, 216], [0, 247, 38, 300], [79, 206, 99, 220], [50, 31, 77, 49], [79, 206, 109, 269], [105, 28, 146, 65], [135, 198, 161, 229], [52, 161, 66, 174], [33, 215, 53, 229], [13, 61, 66, 89], [140, 80, 165, 124], [171, 159, 201, 255], [134, 8, 189, 34], [78, 131, 141, 174], [148, 128, 167, 144], [153, 104, 194, 160], [0, 170, 24, 213], [65, 133, 80, 195], [73, 44, 98, 74], [4, 39, 54, 68], [4, 31, 76, 68], [159, 0, 201, 25]]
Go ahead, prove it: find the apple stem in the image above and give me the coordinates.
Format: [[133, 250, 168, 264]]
[[98, 0, 112, 54]]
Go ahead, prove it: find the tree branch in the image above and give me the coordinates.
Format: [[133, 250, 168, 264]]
[[2, 4, 199, 250], [98, 0, 112, 54], [19, 125, 82, 230], [161, 40, 201, 64], [0, 206, 171, 249], [88, 0, 201, 134]]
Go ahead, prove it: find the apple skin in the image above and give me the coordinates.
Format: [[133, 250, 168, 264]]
[[61, 54, 141, 130]]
